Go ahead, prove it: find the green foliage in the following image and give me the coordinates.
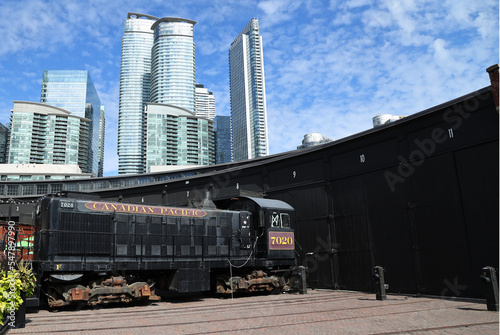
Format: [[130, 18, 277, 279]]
[[0, 260, 36, 326], [15, 261, 36, 297]]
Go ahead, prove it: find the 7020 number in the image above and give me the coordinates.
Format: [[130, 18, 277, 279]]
[[270, 236, 293, 246]]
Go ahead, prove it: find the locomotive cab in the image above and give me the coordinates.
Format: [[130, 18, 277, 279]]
[[214, 197, 295, 261]]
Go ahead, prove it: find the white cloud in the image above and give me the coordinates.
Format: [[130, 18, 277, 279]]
[[262, 0, 497, 155], [345, 0, 372, 9], [21, 72, 37, 78], [0, 0, 497, 172], [257, 0, 303, 26]]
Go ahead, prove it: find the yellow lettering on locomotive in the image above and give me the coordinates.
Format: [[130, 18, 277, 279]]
[[84, 201, 207, 218], [269, 232, 295, 250]]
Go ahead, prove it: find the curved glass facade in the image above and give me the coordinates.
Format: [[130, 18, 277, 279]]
[[40, 70, 101, 176], [118, 14, 212, 174], [145, 103, 214, 172], [8, 102, 90, 169], [118, 14, 158, 175], [150, 19, 196, 111]]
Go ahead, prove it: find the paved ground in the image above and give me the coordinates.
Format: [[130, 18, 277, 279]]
[[8, 290, 499, 335]]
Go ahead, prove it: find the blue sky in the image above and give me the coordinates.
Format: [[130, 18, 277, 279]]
[[0, 0, 498, 176]]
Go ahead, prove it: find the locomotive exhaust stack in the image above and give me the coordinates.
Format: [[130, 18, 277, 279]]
[[197, 190, 217, 209]]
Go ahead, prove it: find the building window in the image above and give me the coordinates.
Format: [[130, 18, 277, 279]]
[[124, 179, 137, 186], [93, 181, 107, 189], [7, 185, 19, 196], [22, 185, 34, 195], [63, 183, 78, 191], [110, 180, 122, 188], [138, 177, 150, 184], [36, 185, 48, 195], [51, 184, 63, 193], [79, 183, 92, 191]]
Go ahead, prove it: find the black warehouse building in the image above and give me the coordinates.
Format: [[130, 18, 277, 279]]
[[1, 65, 498, 299]]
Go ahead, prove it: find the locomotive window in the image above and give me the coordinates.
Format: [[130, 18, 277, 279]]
[[271, 212, 280, 227], [281, 213, 290, 228]]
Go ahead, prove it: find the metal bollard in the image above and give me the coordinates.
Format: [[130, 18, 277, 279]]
[[373, 266, 388, 301], [480, 266, 499, 311], [298, 266, 307, 294]]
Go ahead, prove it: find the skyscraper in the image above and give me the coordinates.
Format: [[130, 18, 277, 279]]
[[195, 84, 216, 119], [118, 13, 158, 175], [118, 14, 207, 174], [145, 103, 215, 172], [214, 115, 232, 164], [150, 18, 196, 111], [0, 123, 8, 164], [98, 106, 105, 177], [229, 18, 269, 162], [8, 101, 90, 169], [40, 70, 102, 176]]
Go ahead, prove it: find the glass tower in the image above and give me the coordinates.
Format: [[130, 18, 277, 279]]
[[118, 14, 213, 173], [118, 13, 158, 175], [229, 18, 269, 162], [214, 116, 233, 164], [145, 103, 215, 172], [8, 101, 90, 169], [195, 84, 216, 119], [98, 106, 105, 177], [40, 70, 102, 176], [0, 123, 8, 164], [150, 17, 196, 111]]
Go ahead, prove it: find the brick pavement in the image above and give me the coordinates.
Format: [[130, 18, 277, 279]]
[[8, 290, 499, 335]]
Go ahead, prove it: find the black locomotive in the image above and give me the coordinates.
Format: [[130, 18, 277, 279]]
[[31, 192, 296, 307]]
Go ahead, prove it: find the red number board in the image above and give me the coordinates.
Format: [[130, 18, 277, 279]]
[[269, 231, 295, 250]]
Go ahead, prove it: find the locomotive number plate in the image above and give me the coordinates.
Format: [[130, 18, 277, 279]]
[[269, 231, 295, 250], [60, 201, 75, 209]]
